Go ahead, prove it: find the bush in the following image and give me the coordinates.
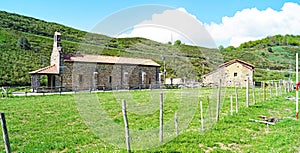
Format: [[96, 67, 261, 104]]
[[267, 47, 273, 53], [17, 36, 31, 50]]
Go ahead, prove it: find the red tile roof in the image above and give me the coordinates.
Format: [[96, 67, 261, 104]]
[[64, 54, 160, 67], [29, 64, 59, 75]]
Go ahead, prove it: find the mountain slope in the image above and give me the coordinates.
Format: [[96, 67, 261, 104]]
[[0, 10, 299, 86]]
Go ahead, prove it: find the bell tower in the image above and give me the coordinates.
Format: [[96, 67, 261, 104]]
[[50, 31, 63, 73], [54, 31, 62, 52]]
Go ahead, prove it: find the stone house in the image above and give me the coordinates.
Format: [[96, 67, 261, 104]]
[[29, 32, 160, 92], [202, 59, 254, 87]]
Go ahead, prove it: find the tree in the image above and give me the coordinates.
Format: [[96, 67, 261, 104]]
[[224, 46, 235, 51], [218, 45, 224, 51], [267, 47, 273, 53], [17, 36, 31, 50], [174, 40, 181, 46]]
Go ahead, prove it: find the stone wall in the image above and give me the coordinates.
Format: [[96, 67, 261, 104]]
[[203, 62, 254, 87], [61, 61, 160, 90], [223, 62, 253, 87], [61, 62, 73, 89], [31, 75, 40, 92]]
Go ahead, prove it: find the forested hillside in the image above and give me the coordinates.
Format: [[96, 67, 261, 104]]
[[221, 35, 300, 80], [0, 10, 300, 86]]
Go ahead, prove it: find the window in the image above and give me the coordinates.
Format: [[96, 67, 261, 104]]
[[93, 72, 98, 79], [93, 72, 98, 87], [142, 71, 146, 84], [57, 35, 61, 41], [123, 71, 128, 84], [234, 72, 237, 77], [109, 76, 112, 84], [79, 75, 83, 83]]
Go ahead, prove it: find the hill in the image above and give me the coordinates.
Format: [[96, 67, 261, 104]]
[[0, 10, 300, 86], [0, 10, 219, 86]]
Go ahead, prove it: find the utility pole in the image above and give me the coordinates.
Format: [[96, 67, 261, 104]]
[[296, 53, 299, 120], [202, 63, 204, 76], [289, 60, 292, 80], [162, 55, 166, 83]]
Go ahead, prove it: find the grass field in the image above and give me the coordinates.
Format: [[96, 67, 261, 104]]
[[0, 87, 300, 152]]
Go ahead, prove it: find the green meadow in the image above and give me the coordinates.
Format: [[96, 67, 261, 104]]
[[0, 87, 299, 152]]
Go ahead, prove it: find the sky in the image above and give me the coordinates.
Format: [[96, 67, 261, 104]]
[[1, 0, 300, 47]]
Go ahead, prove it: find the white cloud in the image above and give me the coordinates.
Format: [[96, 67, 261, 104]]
[[118, 2, 300, 48], [117, 8, 216, 48], [204, 2, 300, 47]]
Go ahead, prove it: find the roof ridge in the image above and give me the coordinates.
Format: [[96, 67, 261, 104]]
[[219, 59, 254, 68], [64, 54, 160, 67], [71, 53, 154, 60]]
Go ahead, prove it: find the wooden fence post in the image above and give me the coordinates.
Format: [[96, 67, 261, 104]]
[[269, 82, 272, 99], [275, 82, 278, 97], [286, 81, 288, 93], [259, 82, 263, 102], [279, 80, 282, 96], [288, 81, 290, 93], [284, 81, 287, 94], [230, 96, 233, 115], [122, 100, 131, 152], [246, 77, 249, 107], [263, 81, 266, 101], [0, 113, 11, 153], [235, 87, 238, 113], [1, 87, 4, 98], [296, 53, 299, 120], [159, 92, 163, 142], [287, 81, 290, 93], [216, 79, 221, 121], [4, 87, 8, 98], [252, 82, 256, 105], [200, 101, 204, 131], [289, 80, 292, 92], [207, 96, 212, 122], [174, 112, 178, 136], [259, 87, 262, 102]]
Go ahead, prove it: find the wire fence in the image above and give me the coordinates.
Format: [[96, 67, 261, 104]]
[[0, 79, 296, 151]]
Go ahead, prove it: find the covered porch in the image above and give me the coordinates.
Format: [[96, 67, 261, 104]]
[[29, 64, 61, 92]]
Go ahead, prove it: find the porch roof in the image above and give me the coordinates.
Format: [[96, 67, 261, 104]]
[[29, 64, 59, 75]]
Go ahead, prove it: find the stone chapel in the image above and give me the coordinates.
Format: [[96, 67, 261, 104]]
[[29, 31, 160, 92]]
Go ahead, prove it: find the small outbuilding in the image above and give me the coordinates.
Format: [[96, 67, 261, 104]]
[[202, 59, 255, 87]]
